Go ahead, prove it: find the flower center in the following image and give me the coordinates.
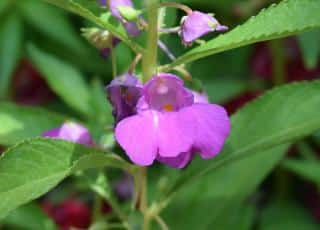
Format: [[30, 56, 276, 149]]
[[163, 104, 174, 112]]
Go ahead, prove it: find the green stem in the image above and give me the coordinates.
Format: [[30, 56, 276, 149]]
[[158, 2, 192, 14], [142, 0, 159, 82], [110, 35, 117, 78], [269, 39, 286, 85]]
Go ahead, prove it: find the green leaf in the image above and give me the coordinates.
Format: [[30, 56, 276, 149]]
[[0, 13, 22, 98], [19, 0, 88, 56], [28, 45, 92, 116], [259, 201, 318, 230], [282, 159, 320, 185], [41, 0, 144, 53], [163, 145, 288, 230], [0, 138, 132, 219], [298, 29, 320, 69], [0, 102, 65, 146], [3, 203, 57, 230], [162, 0, 320, 71], [163, 80, 320, 205]]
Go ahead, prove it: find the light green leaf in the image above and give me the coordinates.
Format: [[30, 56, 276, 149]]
[[28, 45, 92, 116], [298, 29, 320, 69], [282, 159, 320, 185], [163, 80, 320, 205], [0, 13, 22, 98], [19, 0, 88, 56], [0, 138, 132, 219], [3, 203, 57, 230], [0, 102, 65, 146], [260, 201, 318, 230], [42, 0, 144, 53], [162, 0, 320, 71]]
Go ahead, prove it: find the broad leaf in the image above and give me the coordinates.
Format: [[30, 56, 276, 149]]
[[0, 138, 132, 219], [162, 0, 320, 71], [0, 102, 65, 146], [42, 0, 144, 53], [28, 45, 92, 116], [0, 13, 22, 98], [163, 80, 320, 206]]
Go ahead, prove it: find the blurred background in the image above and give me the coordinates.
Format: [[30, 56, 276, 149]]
[[0, 0, 320, 229]]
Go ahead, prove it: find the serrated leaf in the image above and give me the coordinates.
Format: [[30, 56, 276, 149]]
[[41, 0, 144, 53], [0, 102, 65, 146], [0, 138, 132, 219], [163, 80, 320, 205], [28, 45, 92, 116], [0, 13, 22, 98], [162, 0, 320, 71], [282, 159, 320, 185]]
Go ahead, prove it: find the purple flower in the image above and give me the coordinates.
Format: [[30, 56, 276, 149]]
[[43, 122, 94, 146], [108, 0, 140, 37], [106, 74, 142, 123], [181, 11, 228, 45], [115, 73, 230, 168], [100, 37, 121, 58]]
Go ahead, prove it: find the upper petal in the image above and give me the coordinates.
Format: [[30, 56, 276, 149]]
[[115, 111, 157, 166], [180, 103, 230, 159]]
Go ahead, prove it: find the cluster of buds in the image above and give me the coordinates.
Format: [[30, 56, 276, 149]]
[[84, 0, 228, 57]]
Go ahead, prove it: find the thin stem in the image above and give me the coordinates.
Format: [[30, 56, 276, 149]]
[[139, 167, 148, 212], [128, 53, 143, 74], [159, 26, 181, 34], [158, 40, 176, 61], [155, 215, 169, 230], [142, 0, 159, 82], [110, 36, 117, 78], [159, 2, 192, 14]]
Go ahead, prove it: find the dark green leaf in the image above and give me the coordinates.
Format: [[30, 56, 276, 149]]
[[298, 29, 320, 69], [28, 45, 92, 116], [0, 13, 22, 98]]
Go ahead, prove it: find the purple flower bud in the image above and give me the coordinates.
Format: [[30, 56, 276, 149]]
[[180, 11, 228, 45], [100, 37, 121, 58], [108, 0, 141, 37], [112, 174, 134, 201], [115, 73, 230, 168], [97, 0, 106, 6], [106, 74, 142, 123], [43, 122, 94, 146]]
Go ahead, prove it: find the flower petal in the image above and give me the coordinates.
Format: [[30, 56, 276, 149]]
[[180, 103, 230, 159], [157, 152, 192, 169], [115, 111, 157, 166], [157, 112, 193, 157]]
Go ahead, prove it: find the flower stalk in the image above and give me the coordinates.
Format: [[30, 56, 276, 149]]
[[142, 0, 159, 82]]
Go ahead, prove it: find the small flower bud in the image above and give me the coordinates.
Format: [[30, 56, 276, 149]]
[[180, 11, 228, 45], [117, 5, 141, 22]]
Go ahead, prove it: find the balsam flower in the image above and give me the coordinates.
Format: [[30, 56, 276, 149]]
[[106, 74, 142, 123], [115, 73, 230, 168], [108, 0, 141, 37], [43, 122, 94, 146], [180, 11, 228, 45]]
